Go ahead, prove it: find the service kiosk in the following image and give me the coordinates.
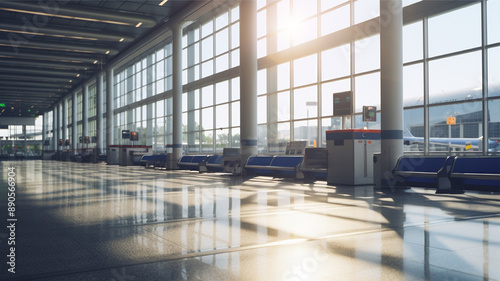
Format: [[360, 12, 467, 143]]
[[108, 130, 150, 166], [326, 129, 381, 185]]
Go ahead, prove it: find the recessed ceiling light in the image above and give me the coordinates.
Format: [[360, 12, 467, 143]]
[[159, 0, 168, 6], [119, 38, 124, 42], [105, 50, 110, 54], [76, 74, 80, 77], [93, 60, 98, 64], [136, 22, 142, 28]]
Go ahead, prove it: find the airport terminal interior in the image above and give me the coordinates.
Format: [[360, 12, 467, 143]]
[[1, 0, 500, 280]]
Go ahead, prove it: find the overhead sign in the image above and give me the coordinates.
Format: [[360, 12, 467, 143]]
[[363, 106, 377, 122], [130, 131, 139, 141], [122, 130, 130, 139], [333, 91, 353, 117]]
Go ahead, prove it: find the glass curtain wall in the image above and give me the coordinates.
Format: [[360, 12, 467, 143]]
[[182, 5, 241, 153], [113, 43, 173, 150], [109, 0, 498, 155]]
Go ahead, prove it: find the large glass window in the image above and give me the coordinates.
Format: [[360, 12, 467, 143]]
[[354, 0, 379, 24], [293, 54, 317, 87], [294, 86, 317, 120], [488, 100, 500, 152], [403, 20, 423, 63], [403, 63, 424, 107], [428, 3, 481, 57], [321, 4, 350, 36], [321, 44, 350, 81], [354, 34, 380, 74], [104, 0, 497, 154], [489, 47, 500, 97], [404, 108, 424, 152], [488, 0, 500, 44], [429, 102, 483, 152], [429, 51, 482, 104], [355, 72, 380, 113], [322, 79, 351, 117]]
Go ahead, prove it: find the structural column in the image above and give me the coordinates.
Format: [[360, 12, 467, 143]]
[[82, 84, 89, 139], [72, 92, 77, 152], [266, 0, 278, 152], [56, 103, 61, 151], [380, 0, 404, 189], [22, 125, 27, 154], [240, 0, 258, 161], [171, 23, 183, 168], [106, 68, 114, 153], [42, 112, 47, 149], [62, 97, 67, 146], [52, 105, 57, 151], [96, 72, 104, 154]]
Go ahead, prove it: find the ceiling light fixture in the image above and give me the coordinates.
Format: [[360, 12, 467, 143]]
[[0, 28, 98, 40], [0, 7, 133, 26], [119, 38, 125, 42], [136, 22, 142, 28], [93, 60, 98, 64], [105, 50, 110, 55], [159, 0, 168, 6]]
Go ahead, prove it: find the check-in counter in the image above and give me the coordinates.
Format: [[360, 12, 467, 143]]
[[107, 145, 151, 166], [326, 129, 381, 185]]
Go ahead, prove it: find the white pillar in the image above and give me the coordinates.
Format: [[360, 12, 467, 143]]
[[380, 0, 404, 189], [240, 0, 258, 161], [82, 85, 89, 139], [62, 97, 67, 145], [96, 72, 104, 154], [52, 106, 57, 151], [171, 23, 183, 168], [42, 112, 47, 148], [72, 92, 77, 152], [106, 68, 114, 151], [56, 103, 61, 151]]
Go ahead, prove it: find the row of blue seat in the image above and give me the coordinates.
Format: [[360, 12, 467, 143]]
[[244, 155, 305, 178], [177, 154, 225, 172], [394, 156, 500, 193], [142, 153, 308, 177], [142, 153, 499, 194], [140, 154, 168, 168], [140, 153, 225, 172]]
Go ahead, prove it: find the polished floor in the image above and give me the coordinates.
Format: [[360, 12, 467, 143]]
[[0, 160, 499, 281]]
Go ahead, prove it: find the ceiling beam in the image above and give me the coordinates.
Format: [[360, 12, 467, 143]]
[[0, 38, 119, 55], [0, 21, 135, 42], [0, 90, 61, 97], [0, 74, 75, 83], [0, 49, 102, 64], [0, 59, 97, 71], [0, 1, 157, 27], [0, 66, 81, 77], [0, 85, 70, 92]]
